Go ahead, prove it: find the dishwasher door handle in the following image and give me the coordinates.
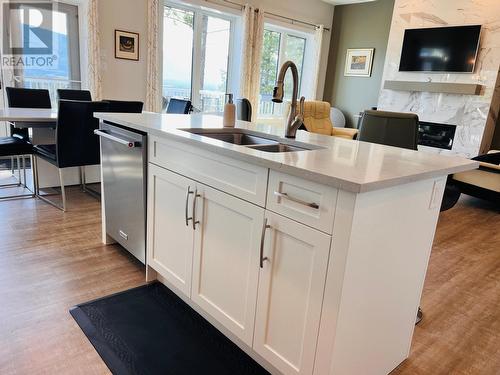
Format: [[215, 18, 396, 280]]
[[94, 129, 141, 148]]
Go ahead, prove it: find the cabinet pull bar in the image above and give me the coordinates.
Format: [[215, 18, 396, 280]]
[[185, 186, 194, 226], [192, 189, 201, 230], [274, 191, 319, 209], [260, 218, 271, 268]]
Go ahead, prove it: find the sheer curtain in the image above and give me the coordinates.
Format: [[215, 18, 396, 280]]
[[311, 25, 324, 100], [146, 0, 161, 112], [87, 0, 102, 100], [239, 4, 264, 117]]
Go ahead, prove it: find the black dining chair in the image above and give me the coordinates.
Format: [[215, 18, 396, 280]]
[[236, 98, 252, 122], [358, 110, 419, 150], [33, 100, 109, 211], [102, 100, 144, 113], [57, 89, 92, 101], [5, 87, 53, 191], [6, 87, 53, 140], [0, 135, 34, 200], [166, 98, 192, 114]]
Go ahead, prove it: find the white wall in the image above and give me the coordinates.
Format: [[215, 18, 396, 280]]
[[98, 0, 148, 102], [97, 0, 335, 103]]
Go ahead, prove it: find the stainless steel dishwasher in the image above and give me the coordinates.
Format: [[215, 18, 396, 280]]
[[95, 122, 147, 264]]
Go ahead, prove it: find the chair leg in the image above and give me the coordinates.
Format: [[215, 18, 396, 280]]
[[34, 155, 40, 196], [22, 156, 27, 188], [0, 154, 35, 200], [80, 166, 86, 192], [59, 169, 66, 212], [16, 156, 21, 186], [34, 159, 66, 212], [80, 165, 100, 200]]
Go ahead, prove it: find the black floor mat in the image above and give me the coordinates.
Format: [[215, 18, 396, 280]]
[[70, 282, 269, 375]]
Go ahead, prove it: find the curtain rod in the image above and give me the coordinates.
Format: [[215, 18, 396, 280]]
[[203, 0, 330, 32]]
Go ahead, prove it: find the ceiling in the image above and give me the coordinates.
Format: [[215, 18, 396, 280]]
[[321, 0, 377, 5]]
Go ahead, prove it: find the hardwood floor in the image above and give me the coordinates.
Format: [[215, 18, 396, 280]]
[[0, 186, 145, 375], [0, 183, 498, 374]]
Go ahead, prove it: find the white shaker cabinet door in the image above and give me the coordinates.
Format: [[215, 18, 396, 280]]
[[147, 164, 195, 298], [192, 183, 264, 346], [254, 211, 331, 375]]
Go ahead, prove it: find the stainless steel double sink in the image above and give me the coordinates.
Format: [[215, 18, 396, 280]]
[[181, 128, 323, 153]]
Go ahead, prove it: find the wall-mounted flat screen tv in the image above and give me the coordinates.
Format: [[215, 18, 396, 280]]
[[399, 25, 481, 73]]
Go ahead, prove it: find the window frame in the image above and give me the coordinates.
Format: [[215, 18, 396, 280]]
[[258, 22, 314, 119], [164, 0, 237, 112], [0, 0, 84, 106]]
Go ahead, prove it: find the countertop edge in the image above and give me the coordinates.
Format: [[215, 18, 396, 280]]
[[96, 114, 479, 194]]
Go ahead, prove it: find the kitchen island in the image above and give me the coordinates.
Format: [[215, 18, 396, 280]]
[[95, 112, 477, 375]]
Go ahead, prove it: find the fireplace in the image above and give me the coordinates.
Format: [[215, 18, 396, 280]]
[[418, 122, 457, 150]]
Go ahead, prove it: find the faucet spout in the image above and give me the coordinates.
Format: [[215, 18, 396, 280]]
[[272, 61, 303, 138]]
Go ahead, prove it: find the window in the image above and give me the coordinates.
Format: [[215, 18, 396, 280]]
[[163, 3, 235, 113], [1, 2, 81, 107], [259, 25, 308, 118]]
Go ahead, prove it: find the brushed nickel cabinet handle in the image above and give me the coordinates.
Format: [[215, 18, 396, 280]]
[[185, 186, 194, 226], [260, 218, 271, 268], [192, 189, 201, 230], [274, 191, 319, 210]]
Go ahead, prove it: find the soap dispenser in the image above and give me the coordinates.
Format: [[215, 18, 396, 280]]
[[223, 93, 236, 128]]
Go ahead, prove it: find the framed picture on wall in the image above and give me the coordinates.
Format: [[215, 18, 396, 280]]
[[115, 30, 139, 61], [344, 48, 374, 77]]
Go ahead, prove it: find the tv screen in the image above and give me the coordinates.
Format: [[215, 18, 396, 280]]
[[399, 25, 481, 73]]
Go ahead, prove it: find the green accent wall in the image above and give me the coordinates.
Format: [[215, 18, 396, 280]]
[[323, 0, 395, 128]]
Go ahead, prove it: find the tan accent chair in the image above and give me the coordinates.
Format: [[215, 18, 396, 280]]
[[302, 101, 358, 140]]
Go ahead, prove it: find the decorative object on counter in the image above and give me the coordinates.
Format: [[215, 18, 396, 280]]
[[115, 30, 139, 61], [344, 48, 374, 77], [223, 93, 236, 128], [70, 283, 270, 375]]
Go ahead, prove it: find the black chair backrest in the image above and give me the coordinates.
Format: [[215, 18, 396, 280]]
[[6, 87, 52, 108], [6, 87, 52, 140], [57, 89, 92, 101], [167, 98, 192, 114], [55, 100, 109, 168], [236, 98, 252, 122], [358, 110, 419, 150], [103, 100, 144, 113]]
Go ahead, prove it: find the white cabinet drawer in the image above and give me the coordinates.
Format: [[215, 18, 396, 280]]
[[149, 136, 268, 206], [267, 171, 338, 234]]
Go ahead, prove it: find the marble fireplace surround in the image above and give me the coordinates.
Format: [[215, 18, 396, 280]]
[[377, 0, 500, 158]]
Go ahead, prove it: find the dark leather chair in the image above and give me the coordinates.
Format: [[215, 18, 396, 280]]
[[6, 87, 53, 140], [236, 98, 252, 122], [0, 135, 33, 200], [103, 100, 144, 113], [33, 100, 109, 211], [57, 89, 92, 101], [167, 98, 192, 114], [3, 87, 52, 197], [358, 110, 419, 150]]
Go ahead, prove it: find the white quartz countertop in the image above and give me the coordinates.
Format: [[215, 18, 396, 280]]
[[95, 112, 478, 193]]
